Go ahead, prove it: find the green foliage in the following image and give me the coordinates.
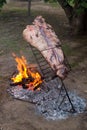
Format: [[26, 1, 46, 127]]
[[0, 0, 6, 10], [67, 0, 87, 8], [80, 1, 87, 8], [67, 0, 75, 7], [67, 0, 87, 14], [77, 0, 87, 14]]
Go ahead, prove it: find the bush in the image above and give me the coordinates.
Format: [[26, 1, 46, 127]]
[[0, 0, 6, 10]]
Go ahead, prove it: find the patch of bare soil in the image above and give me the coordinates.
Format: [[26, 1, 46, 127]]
[[0, 1, 87, 130]]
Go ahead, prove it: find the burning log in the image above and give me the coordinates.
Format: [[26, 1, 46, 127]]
[[11, 54, 43, 90], [23, 16, 69, 79], [10, 81, 23, 86], [10, 77, 34, 87]]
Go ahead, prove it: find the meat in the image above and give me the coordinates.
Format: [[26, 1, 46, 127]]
[[23, 16, 69, 79]]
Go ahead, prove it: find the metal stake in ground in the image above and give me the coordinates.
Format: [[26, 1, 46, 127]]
[[60, 78, 76, 113]]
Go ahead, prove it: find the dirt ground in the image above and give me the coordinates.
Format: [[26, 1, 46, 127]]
[[0, 1, 87, 130]]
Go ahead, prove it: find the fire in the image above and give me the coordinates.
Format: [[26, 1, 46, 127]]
[[11, 54, 42, 90]]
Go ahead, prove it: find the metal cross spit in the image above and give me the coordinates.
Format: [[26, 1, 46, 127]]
[[29, 44, 76, 113]]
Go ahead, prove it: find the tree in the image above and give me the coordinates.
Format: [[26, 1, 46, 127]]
[[28, 0, 32, 16], [45, 0, 87, 35], [0, 0, 6, 10]]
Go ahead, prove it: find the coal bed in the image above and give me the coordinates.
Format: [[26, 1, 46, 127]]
[[8, 77, 86, 120]]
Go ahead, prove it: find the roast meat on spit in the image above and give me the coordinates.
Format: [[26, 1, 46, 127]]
[[23, 16, 69, 79]]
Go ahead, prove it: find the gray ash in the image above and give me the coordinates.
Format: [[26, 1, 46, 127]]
[[8, 77, 86, 120]]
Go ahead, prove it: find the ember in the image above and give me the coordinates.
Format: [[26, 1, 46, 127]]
[[11, 54, 43, 90]]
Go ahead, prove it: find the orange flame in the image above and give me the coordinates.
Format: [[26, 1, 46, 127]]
[[11, 54, 42, 90]]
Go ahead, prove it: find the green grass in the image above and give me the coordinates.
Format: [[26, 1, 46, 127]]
[[48, 2, 60, 7], [70, 62, 79, 68], [62, 44, 73, 56]]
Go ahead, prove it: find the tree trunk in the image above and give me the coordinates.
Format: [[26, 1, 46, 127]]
[[28, 0, 32, 16], [70, 10, 87, 35], [57, 0, 87, 35], [57, 0, 73, 23]]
